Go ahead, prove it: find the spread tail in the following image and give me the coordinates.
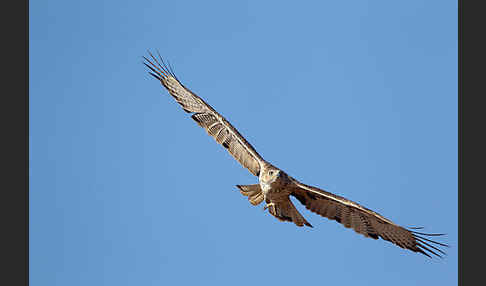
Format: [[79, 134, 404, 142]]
[[267, 199, 313, 228]]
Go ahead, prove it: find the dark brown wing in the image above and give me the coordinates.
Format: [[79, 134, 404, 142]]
[[144, 52, 264, 176], [291, 180, 448, 258]]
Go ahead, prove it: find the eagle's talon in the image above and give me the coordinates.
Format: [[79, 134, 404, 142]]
[[263, 202, 275, 211]]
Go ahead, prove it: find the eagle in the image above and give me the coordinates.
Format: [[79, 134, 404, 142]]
[[143, 51, 447, 258]]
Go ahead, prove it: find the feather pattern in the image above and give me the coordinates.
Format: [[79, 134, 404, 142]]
[[144, 52, 264, 176], [291, 180, 448, 258]]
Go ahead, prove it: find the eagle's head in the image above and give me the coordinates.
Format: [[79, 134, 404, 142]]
[[259, 166, 289, 190]]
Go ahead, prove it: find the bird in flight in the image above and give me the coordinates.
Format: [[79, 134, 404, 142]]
[[143, 51, 447, 258]]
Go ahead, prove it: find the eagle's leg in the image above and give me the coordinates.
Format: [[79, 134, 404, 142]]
[[263, 202, 276, 211]]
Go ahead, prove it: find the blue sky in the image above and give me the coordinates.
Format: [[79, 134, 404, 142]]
[[30, 1, 457, 285]]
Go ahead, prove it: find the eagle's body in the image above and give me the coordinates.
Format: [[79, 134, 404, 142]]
[[143, 52, 447, 258]]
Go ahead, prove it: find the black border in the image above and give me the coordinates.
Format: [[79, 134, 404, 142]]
[[460, 0, 484, 284], [2, 0, 28, 285]]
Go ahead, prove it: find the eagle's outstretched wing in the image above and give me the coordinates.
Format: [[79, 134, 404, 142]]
[[143, 52, 264, 176], [291, 180, 448, 258]]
